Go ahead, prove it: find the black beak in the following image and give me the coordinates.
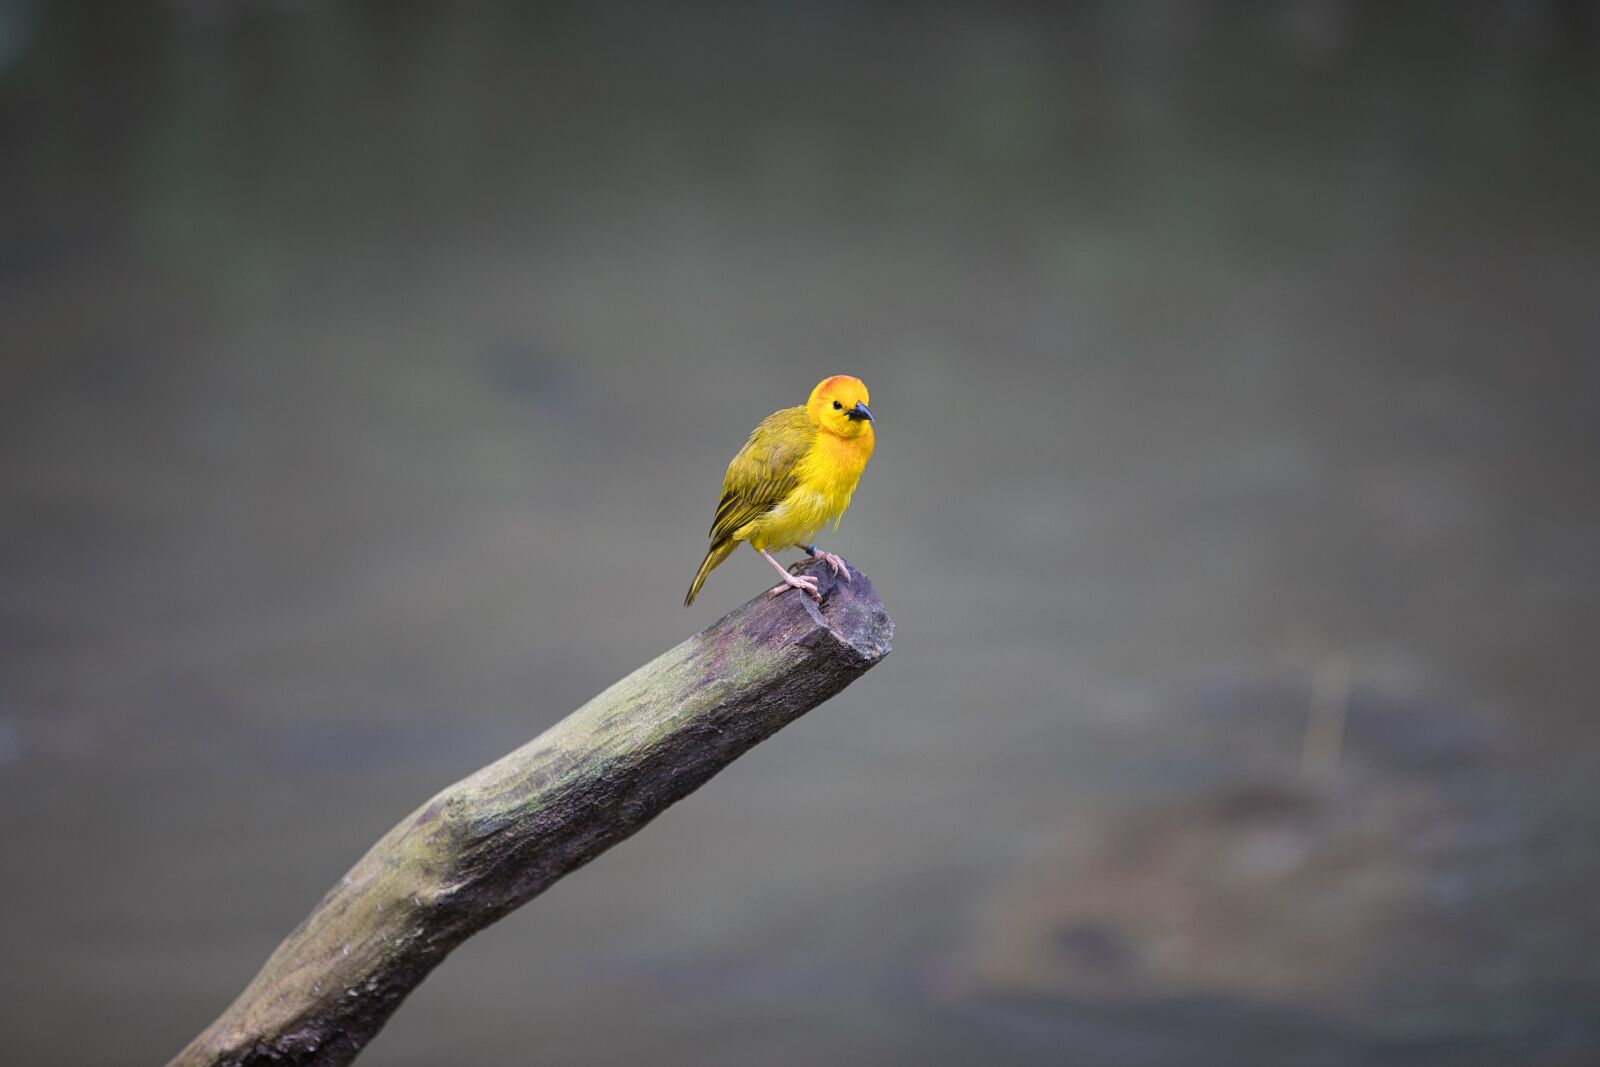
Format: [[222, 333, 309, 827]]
[[847, 401, 874, 422]]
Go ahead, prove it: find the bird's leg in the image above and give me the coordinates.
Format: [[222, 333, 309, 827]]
[[759, 547, 820, 600], [800, 543, 851, 582]]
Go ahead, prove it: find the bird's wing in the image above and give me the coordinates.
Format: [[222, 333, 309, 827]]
[[708, 406, 813, 544]]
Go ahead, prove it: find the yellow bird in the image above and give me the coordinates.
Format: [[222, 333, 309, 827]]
[[685, 375, 876, 606]]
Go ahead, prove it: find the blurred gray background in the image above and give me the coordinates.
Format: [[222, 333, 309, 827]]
[[2, 2, 1599, 1065]]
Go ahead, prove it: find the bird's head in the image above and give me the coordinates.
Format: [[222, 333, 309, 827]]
[[807, 375, 874, 439]]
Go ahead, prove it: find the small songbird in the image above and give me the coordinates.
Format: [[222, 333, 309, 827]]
[[685, 375, 876, 606]]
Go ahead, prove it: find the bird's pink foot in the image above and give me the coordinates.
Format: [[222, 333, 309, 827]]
[[812, 549, 851, 581], [768, 572, 822, 600]]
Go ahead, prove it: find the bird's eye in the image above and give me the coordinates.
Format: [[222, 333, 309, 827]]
[[833, 400, 842, 410]]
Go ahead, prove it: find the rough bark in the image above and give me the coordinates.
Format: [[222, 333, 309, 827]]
[[169, 558, 893, 1067]]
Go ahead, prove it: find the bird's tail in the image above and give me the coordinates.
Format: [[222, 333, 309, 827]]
[[684, 539, 737, 606]]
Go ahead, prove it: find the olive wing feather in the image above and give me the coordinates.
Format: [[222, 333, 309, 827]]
[[708, 406, 814, 544]]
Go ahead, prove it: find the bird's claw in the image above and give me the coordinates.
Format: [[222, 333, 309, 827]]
[[769, 572, 822, 600], [812, 549, 851, 581]]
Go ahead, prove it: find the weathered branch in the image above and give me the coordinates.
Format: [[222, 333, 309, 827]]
[[169, 559, 893, 1067]]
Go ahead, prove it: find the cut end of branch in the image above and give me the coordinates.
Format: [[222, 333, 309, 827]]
[[706, 555, 894, 667]]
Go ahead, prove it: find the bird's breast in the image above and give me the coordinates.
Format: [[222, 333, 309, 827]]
[[750, 432, 870, 548], [800, 432, 871, 521], [812, 429, 873, 483]]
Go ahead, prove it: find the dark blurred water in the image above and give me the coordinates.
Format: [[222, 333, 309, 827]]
[[2, 2, 1599, 1065]]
